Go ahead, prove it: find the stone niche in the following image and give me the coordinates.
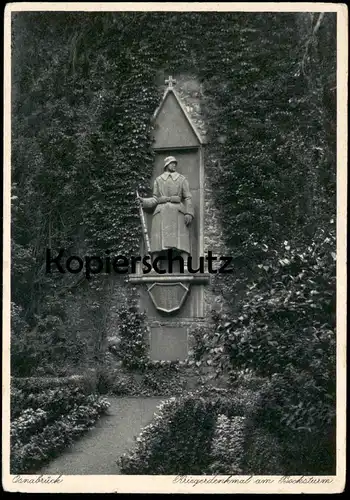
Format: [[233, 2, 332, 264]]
[[129, 76, 210, 361]]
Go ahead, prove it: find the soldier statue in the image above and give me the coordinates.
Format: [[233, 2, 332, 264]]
[[138, 156, 194, 269]]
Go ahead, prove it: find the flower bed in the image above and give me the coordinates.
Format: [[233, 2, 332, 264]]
[[10, 381, 110, 474]]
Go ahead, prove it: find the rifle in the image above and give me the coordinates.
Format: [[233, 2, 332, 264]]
[[136, 189, 152, 255]]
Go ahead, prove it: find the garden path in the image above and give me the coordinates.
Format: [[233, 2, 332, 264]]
[[37, 396, 165, 475]]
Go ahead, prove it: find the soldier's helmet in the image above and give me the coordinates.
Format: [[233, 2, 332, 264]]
[[164, 156, 177, 169]]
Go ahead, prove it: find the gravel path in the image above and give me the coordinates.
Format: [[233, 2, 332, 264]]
[[37, 397, 165, 475]]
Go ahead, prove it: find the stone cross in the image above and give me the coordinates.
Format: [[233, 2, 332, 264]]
[[165, 75, 177, 88]]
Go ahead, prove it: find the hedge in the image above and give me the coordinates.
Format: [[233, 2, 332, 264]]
[[10, 383, 110, 473], [119, 388, 256, 475]]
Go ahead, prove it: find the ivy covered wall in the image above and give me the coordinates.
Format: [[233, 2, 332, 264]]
[[11, 12, 336, 377]]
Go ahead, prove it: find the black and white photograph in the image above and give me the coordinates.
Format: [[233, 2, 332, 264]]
[[3, 2, 347, 494]]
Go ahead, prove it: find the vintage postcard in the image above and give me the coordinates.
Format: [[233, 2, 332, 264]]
[[2, 2, 347, 494]]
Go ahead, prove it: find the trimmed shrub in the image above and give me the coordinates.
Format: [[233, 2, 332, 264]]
[[10, 383, 110, 473], [119, 388, 248, 474], [11, 374, 95, 393], [242, 424, 286, 475], [208, 415, 247, 475]]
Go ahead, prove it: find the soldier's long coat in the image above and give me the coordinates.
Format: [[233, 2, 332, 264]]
[[142, 171, 194, 254]]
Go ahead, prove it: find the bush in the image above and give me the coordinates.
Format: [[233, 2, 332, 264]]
[[113, 305, 149, 371], [208, 415, 247, 474], [10, 383, 110, 473], [11, 375, 90, 393], [242, 424, 286, 475], [200, 224, 336, 474], [11, 369, 102, 394], [253, 369, 336, 474], [140, 363, 187, 396], [11, 408, 49, 444], [107, 362, 194, 397], [95, 365, 116, 395], [119, 388, 248, 474], [11, 386, 91, 420]]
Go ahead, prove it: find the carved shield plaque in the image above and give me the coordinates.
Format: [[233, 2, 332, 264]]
[[147, 282, 189, 314]]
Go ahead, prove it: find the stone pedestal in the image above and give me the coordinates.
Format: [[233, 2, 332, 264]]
[[149, 325, 188, 361], [129, 272, 210, 361], [130, 76, 208, 361]]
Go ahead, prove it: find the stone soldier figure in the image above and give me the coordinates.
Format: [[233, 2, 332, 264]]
[[139, 156, 194, 267]]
